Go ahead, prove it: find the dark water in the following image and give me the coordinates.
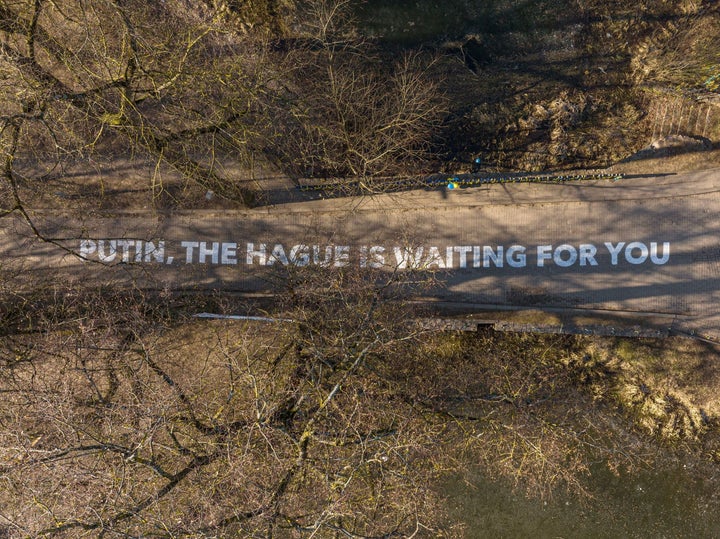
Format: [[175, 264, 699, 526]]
[[446, 463, 720, 538]]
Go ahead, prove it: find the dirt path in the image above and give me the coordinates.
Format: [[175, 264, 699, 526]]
[[4, 167, 720, 339]]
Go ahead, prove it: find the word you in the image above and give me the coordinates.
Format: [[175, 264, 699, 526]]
[[79, 240, 671, 269]]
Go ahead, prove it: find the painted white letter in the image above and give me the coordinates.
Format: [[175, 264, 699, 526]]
[[650, 242, 670, 265], [507, 245, 526, 268], [483, 246, 504, 268], [268, 244, 289, 266], [98, 240, 117, 263], [290, 245, 310, 266], [625, 242, 649, 265], [425, 246, 446, 269], [454, 246, 472, 268], [246, 243, 267, 265], [80, 239, 96, 259], [394, 246, 424, 269], [221, 242, 237, 265], [604, 242, 625, 265], [181, 241, 199, 264], [369, 246, 385, 268], [144, 241, 165, 263], [537, 245, 552, 267], [334, 246, 350, 267], [198, 242, 220, 264], [118, 239, 134, 262], [579, 244, 598, 266], [313, 245, 333, 266], [554, 244, 578, 268]]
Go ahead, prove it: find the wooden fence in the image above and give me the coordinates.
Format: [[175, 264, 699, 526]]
[[644, 87, 720, 141]]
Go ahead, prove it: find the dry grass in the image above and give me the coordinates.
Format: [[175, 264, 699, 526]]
[[410, 330, 720, 501], [590, 337, 720, 443]]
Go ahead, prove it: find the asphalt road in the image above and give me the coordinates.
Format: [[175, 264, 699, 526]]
[[4, 168, 720, 339]]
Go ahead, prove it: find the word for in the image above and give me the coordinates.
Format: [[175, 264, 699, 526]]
[[79, 240, 671, 269]]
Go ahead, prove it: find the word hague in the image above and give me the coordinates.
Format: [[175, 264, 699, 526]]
[[79, 239, 671, 269]]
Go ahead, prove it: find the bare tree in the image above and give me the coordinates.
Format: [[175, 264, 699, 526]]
[[0, 263, 461, 538], [0, 0, 287, 209], [265, 0, 446, 186], [0, 0, 445, 216]]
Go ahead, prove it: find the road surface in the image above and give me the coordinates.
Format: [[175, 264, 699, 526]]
[[3, 168, 720, 339]]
